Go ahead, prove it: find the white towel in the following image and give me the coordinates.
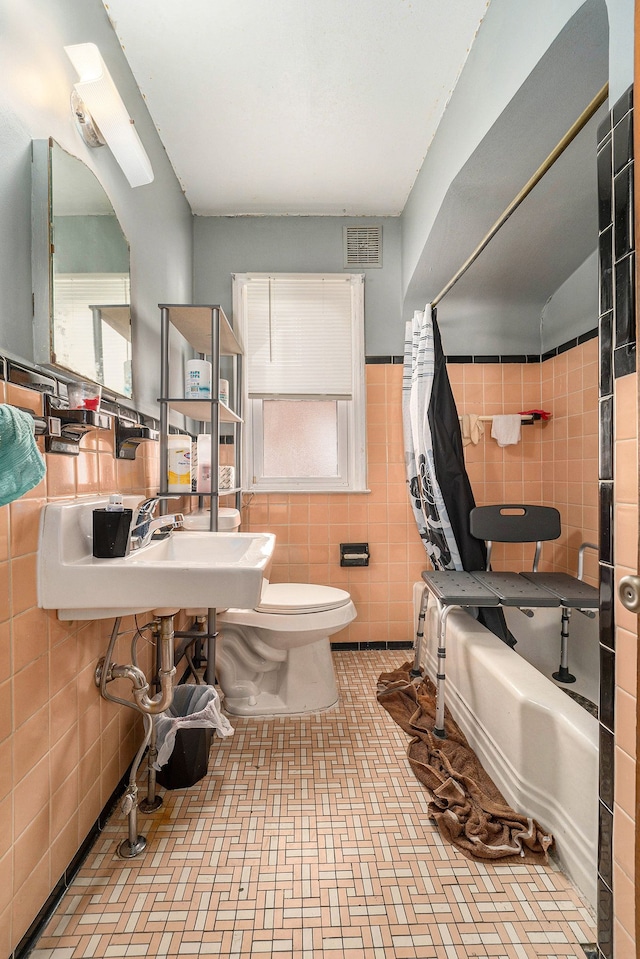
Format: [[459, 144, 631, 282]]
[[461, 413, 484, 447], [491, 414, 521, 447]]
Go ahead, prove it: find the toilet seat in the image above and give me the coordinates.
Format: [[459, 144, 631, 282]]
[[255, 582, 351, 615]]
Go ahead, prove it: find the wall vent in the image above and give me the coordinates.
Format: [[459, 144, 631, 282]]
[[343, 225, 382, 268]]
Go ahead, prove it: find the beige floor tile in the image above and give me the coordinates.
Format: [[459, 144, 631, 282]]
[[33, 651, 595, 958]]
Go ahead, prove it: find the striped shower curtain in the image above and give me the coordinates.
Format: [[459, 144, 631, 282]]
[[402, 305, 462, 570], [403, 305, 514, 645]]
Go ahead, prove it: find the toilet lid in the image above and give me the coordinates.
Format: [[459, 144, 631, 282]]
[[255, 582, 352, 614]]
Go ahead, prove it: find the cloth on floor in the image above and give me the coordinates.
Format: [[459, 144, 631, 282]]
[[490, 414, 521, 447], [460, 413, 484, 447], [0, 404, 46, 507], [376, 662, 553, 864]]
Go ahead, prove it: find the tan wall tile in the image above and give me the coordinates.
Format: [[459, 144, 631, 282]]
[[13, 754, 49, 841], [9, 498, 45, 557], [12, 607, 50, 673], [13, 653, 49, 729], [10, 554, 38, 616], [613, 804, 635, 880], [11, 853, 50, 945], [13, 705, 49, 785], [614, 744, 637, 821]]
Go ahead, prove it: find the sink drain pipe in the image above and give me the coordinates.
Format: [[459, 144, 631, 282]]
[[95, 613, 177, 857]]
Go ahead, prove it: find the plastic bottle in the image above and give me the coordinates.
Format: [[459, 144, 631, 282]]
[[196, 434, 212, 492], [167, 435, 192, 493], [185, 359, 212, 399], [106, 493, 124, 511]]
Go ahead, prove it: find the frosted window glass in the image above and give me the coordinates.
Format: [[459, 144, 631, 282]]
[[262, 401, 338, 477]]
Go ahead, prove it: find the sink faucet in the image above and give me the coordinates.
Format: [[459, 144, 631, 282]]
[[129, 495, 184, 551]]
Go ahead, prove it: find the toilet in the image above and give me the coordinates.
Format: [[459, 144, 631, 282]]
[[183, 508, 357, 716], [217, 580, 356, 716]]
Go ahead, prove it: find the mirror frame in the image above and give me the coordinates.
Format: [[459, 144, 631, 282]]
[[31, 138, 133, 397]]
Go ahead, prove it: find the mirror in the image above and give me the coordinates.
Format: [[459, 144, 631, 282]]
[[32, 139, 132, 397]]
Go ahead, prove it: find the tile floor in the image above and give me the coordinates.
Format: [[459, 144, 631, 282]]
[[34, 651, 596, 959]]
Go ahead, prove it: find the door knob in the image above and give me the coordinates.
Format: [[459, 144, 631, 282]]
[[619, 575, 640, 613]]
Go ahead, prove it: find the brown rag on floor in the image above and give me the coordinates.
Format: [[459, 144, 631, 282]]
[[377, 662, 553, 864]]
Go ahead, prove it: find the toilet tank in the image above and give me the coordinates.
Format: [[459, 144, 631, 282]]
[[181, 507, 241, 532], [180, 507, 255, 616]]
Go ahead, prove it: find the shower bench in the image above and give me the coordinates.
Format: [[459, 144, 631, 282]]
[[413, 565, 598, 739]]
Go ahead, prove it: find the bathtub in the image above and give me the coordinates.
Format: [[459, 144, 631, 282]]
[[413, 583, 599, 910]]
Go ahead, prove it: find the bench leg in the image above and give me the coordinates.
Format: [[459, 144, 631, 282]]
[[552, 606, 576, 684], [433, 603, 453, 739], [411, 586, 429, 677]]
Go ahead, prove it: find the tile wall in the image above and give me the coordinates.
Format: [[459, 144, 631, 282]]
[[611, 371, 638, 959], [1, 325, 627, 957], [597, 84, 637, 959], [1, 379, 159, 959], [242, 363, 427, 647], [448, 338, 599, 586]]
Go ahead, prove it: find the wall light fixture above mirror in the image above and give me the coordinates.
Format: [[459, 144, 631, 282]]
[[64, 42, 154, 189], [32, 139, 133, 398]]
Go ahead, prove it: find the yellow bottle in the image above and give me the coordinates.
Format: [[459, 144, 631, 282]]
[[167, 434, 191, 492]]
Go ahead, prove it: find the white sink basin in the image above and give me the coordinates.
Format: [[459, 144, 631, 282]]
[[38, 496, 275, 620]]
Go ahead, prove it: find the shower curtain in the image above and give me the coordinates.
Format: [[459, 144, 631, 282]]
[[403, 305, 514, 645]]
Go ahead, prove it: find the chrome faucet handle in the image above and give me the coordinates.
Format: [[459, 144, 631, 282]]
[[129, 496, 182, 552], [135, 512, 185, 550], [135, 494, 180, 518], [132, 495, 181, 531]]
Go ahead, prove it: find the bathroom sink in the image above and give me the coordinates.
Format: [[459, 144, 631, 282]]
[[37, 496, 275, 620]]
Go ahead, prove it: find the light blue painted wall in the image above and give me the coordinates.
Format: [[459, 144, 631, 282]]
[[0, 0, 635, 390], [541, 252, 599, 353], [194, 0, 633, 359], [0, 0, 193, 417], [401, 0, 595, 303], [400, 0, 633, 354], [193, 216, 403, 356], [608, 0, 635, 103]]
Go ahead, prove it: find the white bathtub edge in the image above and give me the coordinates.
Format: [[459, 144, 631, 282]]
[[413, 584, 598, 911]]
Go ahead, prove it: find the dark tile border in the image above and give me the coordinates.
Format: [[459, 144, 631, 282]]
[[331, 640, 414, 651], [365, 355, 404, 364], [445, 328, 598, 365]]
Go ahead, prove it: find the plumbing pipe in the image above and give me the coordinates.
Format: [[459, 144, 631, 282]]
[[96, 614, 178, 855], [118, 712, 152, 859], [140, 718, 163, 813], [139, 619, 163, 811]]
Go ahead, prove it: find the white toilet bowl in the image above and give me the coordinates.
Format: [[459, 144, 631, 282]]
[[216, 581, 356, 716]]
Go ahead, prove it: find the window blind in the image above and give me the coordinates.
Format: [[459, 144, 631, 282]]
[[244, 275, 355, 397]]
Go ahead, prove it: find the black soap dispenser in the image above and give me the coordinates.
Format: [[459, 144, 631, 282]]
[[93, 494, 133, 558]]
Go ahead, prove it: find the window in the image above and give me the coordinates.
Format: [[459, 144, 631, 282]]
[[233, 273, 367, 492]]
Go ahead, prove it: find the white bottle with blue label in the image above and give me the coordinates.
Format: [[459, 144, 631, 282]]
[[185, 359, 212, 399]]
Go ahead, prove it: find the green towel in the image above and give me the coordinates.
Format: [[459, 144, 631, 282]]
[[0, 404, 46, 507]]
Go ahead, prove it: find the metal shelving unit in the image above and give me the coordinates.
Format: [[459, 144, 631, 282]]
[[157, 303, 243, 682]]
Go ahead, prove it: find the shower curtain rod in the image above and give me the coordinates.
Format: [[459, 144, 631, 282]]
[[432, 82, 609, 308]]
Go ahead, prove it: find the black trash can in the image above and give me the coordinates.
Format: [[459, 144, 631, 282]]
[[155, 685, 216, 790]]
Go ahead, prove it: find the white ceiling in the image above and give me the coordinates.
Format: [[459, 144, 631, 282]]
[[102, 0, 490, 216]]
